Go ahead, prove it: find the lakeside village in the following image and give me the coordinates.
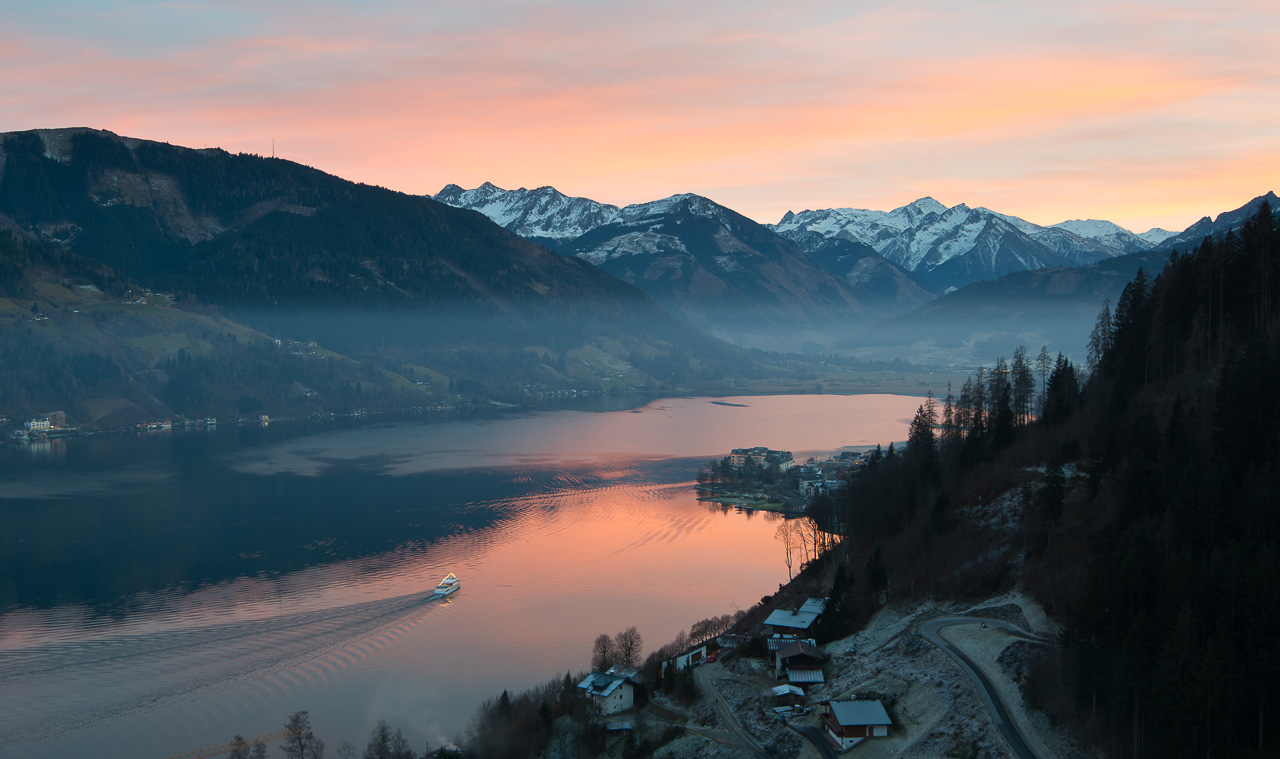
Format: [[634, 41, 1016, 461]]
[[695, 445, 874, 514], [464, 442, 1054, 759], [5, 407, 375, 443], [490, 446, 921, 759], [4, 401, 485, 445]]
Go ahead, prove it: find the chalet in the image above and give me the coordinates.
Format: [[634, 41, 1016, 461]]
[[662, 643, 707, 675], [716, 634, 747, 649], [775, 640, 825, 678], [821, 699, 892, 750], [767, 634, 817, 663], [764, 607, 820, 635], [776, 641, 826, 690], [577, 671, 635, 715], [771, 684, 805, 706]]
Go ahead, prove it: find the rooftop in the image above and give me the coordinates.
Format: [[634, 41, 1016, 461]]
[[786, 667, 825, 684], [768, 635, 816, 651], [777, 641, 825, 661], [577, 672, 629, 698], [828, 699, 892, 727], [606, 665, 643, 682], [764, 608, 820, 630]]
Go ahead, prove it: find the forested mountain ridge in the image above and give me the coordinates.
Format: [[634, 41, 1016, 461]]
[[814, 203, 1280, 758], [838, 249, 1173, 368], [0, 230, 463, 427], [0, 128, 654, 316], [0, 128, 767, 420]]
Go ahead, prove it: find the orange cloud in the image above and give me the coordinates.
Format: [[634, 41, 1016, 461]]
[[1, 0, 1276, 232]]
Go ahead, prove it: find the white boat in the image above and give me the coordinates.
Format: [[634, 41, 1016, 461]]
[[432, 573, 460, 597]]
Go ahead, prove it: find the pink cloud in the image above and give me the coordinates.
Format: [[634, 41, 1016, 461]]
[[1, 0, 1276, 232]]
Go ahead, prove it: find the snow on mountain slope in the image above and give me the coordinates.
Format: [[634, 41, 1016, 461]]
[[1139, 228, 1176, 246], [1050, 219, 1152, 254], [573, 229, 689, 265], [773, 198, 1144, 290], [434, 182, 622, 247]]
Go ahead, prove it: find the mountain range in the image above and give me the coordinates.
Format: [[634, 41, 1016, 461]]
[[1, 126, 1273, 424], [437, 183, 1193, 296], [771, 197, 1170, 292], [436, 184, 935, 349], [0, 128, 769, 424], [437, 182, 1275, 361]]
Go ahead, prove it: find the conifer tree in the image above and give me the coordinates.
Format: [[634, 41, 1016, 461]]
[[1087, 299, 1113, 375]]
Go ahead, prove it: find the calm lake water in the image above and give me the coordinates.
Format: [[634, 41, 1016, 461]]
[[0, 394, 923, 758]]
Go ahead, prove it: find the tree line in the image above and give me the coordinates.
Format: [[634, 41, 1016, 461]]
[[805, 202, 1280, 758]]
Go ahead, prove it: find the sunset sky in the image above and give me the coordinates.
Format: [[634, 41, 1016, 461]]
[[3, 0, 1277, 233]]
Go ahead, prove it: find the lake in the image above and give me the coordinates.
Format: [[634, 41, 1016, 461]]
[[0, 393, 925, 758]]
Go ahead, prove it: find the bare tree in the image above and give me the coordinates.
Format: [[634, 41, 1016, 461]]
[[591, 633, 615, 671], [281, 712, 325, 759], [363, 721, 392, 759], [775, 520, 797, 579], [614, 627, 643, 668]]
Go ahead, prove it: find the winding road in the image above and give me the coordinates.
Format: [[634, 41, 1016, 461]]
[[917, 616, 1050, 759], [692, 663, 773, 759], [789, 722, 839, 759]]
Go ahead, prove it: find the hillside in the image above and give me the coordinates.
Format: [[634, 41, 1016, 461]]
[[806, 201, 1280, 759], [837, 250, 1171, 368], [0, 129, 768, 415], [0, 231, 457, 427], [557, 193, 879, 349]]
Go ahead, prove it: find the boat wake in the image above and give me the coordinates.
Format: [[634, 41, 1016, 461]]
[[0, 590, 446, 752]]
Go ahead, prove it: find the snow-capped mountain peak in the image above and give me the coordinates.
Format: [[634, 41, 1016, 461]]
[[621, 193, 719, 221], [1051, 219, 1131, 238], [771, 197, 1150, 290], [433, 182, 622, 246], [902, 196, 948, 216], [1138, 228, 1176, 246], [434, 184, 745, 246]]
